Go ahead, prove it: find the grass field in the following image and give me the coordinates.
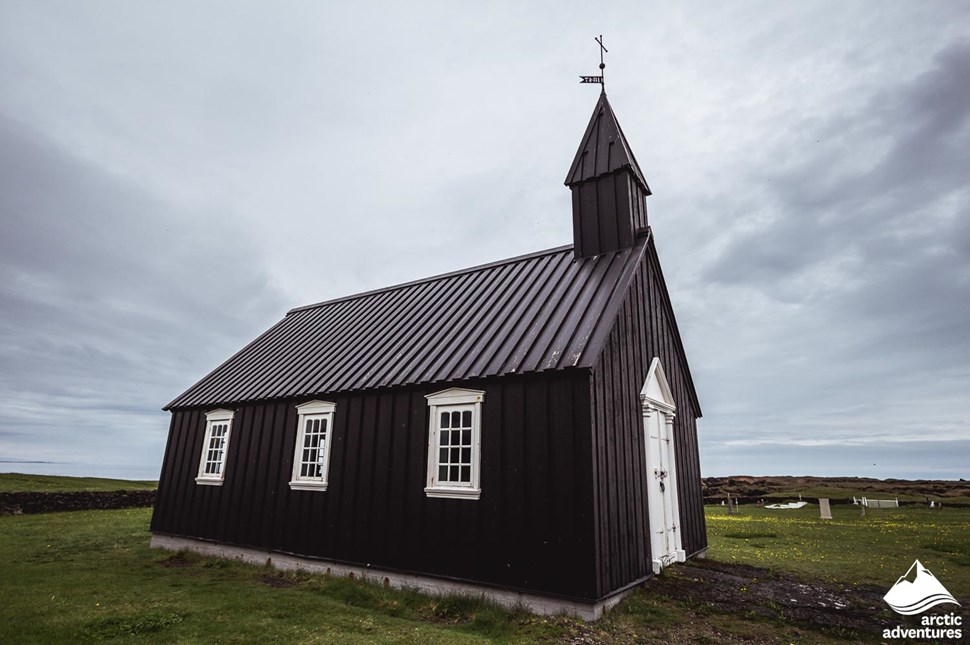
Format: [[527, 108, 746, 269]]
[[706, 502, 970, 593], [0, 508, 536, 644], [1, 502, 967, 643], [0, 473, 157, 493]]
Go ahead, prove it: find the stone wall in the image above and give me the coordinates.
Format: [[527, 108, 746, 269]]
[[0, 490, 156, 515]]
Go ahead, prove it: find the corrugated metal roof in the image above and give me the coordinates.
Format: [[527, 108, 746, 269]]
[[564, 91, 651, 194], [166, 235, 651, 409]]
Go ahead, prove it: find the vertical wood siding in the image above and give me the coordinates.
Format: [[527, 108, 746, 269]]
[[571, 171, 644, 259], [151, 372, 599, 600], [629, 175, 648, 234], [589, 236, 706, 598]]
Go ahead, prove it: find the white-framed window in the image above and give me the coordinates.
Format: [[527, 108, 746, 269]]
[[289, 400, 337, 491], [196, 408, 235, 486], [425, 388, 484, 500]]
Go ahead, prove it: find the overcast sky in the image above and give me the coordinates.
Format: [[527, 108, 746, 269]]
[[1, 2, 968, 481]]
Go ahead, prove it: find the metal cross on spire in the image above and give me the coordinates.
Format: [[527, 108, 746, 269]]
[[579, 35, 608, 90]]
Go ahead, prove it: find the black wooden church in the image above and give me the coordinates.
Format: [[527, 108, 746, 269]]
[[151, 88, 706, 619]]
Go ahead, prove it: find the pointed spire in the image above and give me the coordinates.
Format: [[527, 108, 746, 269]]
[[565, 92, 650, 192], [565, 93, 651, 259]]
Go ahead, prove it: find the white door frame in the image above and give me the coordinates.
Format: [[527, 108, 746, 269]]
[[641, 358, 686, 574]]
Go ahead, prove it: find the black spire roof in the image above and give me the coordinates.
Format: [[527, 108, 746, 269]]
[[564, 92, 650, 194]]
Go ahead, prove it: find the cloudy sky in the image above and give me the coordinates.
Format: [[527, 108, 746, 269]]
[[1, 2, 968, 481]]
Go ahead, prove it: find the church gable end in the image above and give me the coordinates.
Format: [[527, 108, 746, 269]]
[[588, 236, 705, 597]]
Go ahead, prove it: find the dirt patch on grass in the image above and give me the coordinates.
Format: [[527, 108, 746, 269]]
[[653, 559, 895, 638], [160, 553, 194, 568], [260, 573, 298, 588]]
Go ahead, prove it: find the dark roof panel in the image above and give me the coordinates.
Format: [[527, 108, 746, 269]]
[[565, 92, 651, 194], [165, 237, 650, 409]]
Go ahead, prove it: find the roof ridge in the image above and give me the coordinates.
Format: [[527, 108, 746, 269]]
[[287, 243, 575, 315]]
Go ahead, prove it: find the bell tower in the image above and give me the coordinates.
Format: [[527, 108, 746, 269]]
[[564, 91, 651, 259]]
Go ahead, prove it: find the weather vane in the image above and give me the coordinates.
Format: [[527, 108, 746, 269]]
[[579, 35, 607, 89]]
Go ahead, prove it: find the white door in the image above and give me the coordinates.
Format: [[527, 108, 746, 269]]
[[641, 358, 685, 574]]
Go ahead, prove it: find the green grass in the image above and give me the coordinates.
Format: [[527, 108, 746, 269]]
[[0, 473, 157, 493], [706, 503, 970, 593], [0, 508, 560, 644], [2, 505, 967, 643]]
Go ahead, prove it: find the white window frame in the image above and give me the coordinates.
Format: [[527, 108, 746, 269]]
[[289, 400, 337, 491], [424, 388, 484, 500], [196, 408, 235, 486]]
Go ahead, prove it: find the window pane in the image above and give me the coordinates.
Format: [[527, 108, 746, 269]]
[[461, 448, 471, 463], [440, 430, 449, 446], [439, 447, 448, 463], [462, 410, 472, 427], [450, 447, 460, 464], [460, 466, 470, 482], [449, 466, 459, 482], [438, 466, 447, 482], [451, 411, 460, 427], [295, 413, 331, 481], [440, 412, 450, 429], [462, 429, 471, 445], [201, 419, 232, 480]]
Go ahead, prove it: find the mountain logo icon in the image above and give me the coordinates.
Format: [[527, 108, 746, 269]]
[[883, 560, 961, 615]]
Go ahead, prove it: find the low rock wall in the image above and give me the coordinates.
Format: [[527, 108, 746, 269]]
[[0, 490, 156, 515]]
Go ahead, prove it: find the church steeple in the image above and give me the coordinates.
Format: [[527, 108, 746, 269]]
[[565, 92, 651, 259]]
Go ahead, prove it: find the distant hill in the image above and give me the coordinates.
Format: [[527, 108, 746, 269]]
[[703, 475, 970, 505], [0, 473, 157, 493]]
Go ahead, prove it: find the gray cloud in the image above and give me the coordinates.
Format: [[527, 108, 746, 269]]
[[705, 40, 970, 286], [660, 39, 970, 470], [696, 41, 970, 374], [0, 2, 967, 479], [0, 115, 286, 476]]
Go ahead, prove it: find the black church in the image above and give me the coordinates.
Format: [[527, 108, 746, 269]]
[[151, 89, 707, 620]]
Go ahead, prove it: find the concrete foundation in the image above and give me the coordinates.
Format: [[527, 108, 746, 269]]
[[150, 533, 631, 621]]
